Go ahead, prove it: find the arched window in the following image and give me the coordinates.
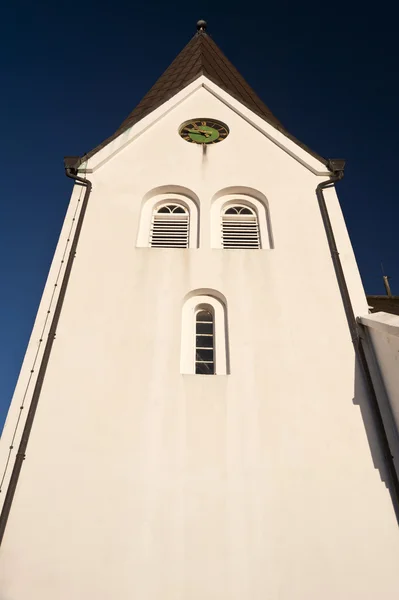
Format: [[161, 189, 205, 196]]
[[137, 189, 199, 248], [221, 204, 260, 249], [195, 308, 215, 374], [181, 292, 229, 375], [210, 188, 273, 249], [149, 203, 189, 248]]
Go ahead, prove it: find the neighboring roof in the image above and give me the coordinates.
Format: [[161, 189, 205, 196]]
[[78, 23, 328, 167], [367, 296, 399, 317]]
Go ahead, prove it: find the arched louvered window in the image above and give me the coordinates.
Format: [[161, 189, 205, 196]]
[[195, 308, 215, 374], [150, 203, 189, 248], [221, 205, 260, 249]]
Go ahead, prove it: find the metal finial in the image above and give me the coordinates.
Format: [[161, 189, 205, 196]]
[[197, 20, 207, 32]]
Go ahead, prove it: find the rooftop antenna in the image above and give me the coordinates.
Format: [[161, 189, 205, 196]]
[[381, 262, 392, 298]]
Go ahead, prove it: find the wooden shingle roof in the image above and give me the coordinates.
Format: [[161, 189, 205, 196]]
[[79, 24, 327, 166], [116, 31, 286, 138]]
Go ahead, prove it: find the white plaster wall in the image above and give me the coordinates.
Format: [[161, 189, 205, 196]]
[[359, 311, 399, 475], [1, 86, 398, 600], [0, 183, 84, 495]]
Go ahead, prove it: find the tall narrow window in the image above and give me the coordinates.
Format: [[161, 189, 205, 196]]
[[150, 203, 189, 248], [195, 309, 215, 374], [221, 205, 260, 249], [181, 293, 228, 375]]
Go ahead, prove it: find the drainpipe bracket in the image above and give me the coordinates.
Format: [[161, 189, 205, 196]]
[[327, 158, 346, 177]]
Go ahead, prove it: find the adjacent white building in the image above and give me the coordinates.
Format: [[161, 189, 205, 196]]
[[1, 20, 398, 600]]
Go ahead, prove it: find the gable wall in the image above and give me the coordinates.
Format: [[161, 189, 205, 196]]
[[1, 86, 397, 600]]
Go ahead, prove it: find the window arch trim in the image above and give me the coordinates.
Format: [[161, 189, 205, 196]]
[[223, 205, 256, 215], [137, 191, 199, 248], [181, 292, 228, 375], [210, 190, 273, 249]]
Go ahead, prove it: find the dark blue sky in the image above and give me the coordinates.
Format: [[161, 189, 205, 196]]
[[1, 1, 398, 427]]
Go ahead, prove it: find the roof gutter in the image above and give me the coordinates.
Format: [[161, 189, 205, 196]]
[[317, 161, 399, 522], [0, 159, 92, 546]]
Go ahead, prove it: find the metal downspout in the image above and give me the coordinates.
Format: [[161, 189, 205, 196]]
[[317, 162, 399, 521], [0, 160, 92, 545]]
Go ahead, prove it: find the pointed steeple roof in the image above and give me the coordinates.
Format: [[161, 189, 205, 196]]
[[115, 21, 285, 136], [80, 21, 327, 166]]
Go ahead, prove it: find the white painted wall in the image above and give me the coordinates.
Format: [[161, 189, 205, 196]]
[[1, 82, 398, 600], [359, 311, 399, 477]]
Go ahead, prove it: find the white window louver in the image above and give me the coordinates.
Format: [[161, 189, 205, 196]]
[[221, 205, 260, 249], [150, 204, 189, 248]]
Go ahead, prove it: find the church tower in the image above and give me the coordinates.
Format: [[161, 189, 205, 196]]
[[1, 21, 398, 599]]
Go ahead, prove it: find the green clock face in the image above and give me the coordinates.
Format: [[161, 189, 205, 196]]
[[179, 119, 229, 144]]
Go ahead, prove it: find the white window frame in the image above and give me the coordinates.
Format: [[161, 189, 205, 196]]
[[211, 193, 272, 249], [221, 204, 260, 249], [137, 192, 199, 248], [194, 305, 215, 374], [181, 293, 228, 375], [150, 202, 190, 248]]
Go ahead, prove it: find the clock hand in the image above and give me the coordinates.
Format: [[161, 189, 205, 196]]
[[193, 128, 212, 136], [192, 123, 211, 136]]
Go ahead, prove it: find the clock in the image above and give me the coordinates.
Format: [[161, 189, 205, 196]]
[[179, 119, 229, 144]]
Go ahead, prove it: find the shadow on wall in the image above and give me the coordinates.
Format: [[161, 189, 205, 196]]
[[353, 358, 399, 524]]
